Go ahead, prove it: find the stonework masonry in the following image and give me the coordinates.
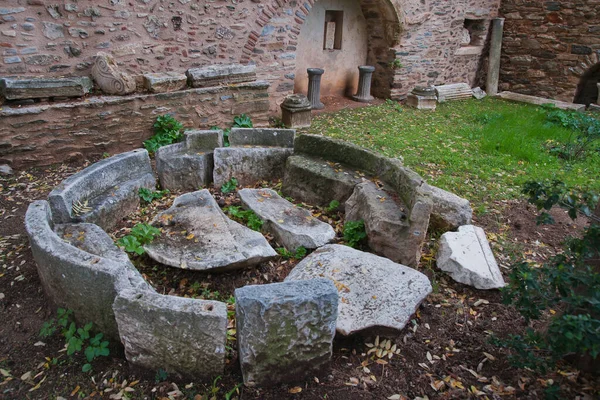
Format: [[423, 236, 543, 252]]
[[499, 0, 600, 103]]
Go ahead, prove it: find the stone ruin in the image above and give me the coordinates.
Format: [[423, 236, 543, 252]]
[[25, 130, 504, 386]]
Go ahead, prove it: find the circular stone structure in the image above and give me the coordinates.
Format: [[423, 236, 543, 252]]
[[25, 128, 475, 386]]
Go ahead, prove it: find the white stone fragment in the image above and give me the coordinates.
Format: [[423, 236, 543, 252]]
[[437, 225, 505, 289]]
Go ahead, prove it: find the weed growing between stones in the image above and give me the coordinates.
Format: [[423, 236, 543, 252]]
[[143, 114, 184, 154], [39, 308, 110, 373], [211, 113, 254, 147], [221, 177, 238, 194], [276, 246, 307, 259], [343, 220, 367, 248], [224, 205, 263, 232], [138, 187, 170, 204], [116, 223, 161, 255]]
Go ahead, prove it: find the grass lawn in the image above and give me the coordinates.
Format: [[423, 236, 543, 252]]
[[306, 98, 600, 213]]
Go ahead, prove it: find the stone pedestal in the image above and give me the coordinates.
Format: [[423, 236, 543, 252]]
[[406, 86, 437, 110], [307, 68, 324, 110], [486, 18, 504, 97], [281, 94, 312, 128], [352, 65, 375, 103]]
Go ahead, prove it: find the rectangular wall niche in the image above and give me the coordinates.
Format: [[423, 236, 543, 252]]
[[324, 10, 343, 50]]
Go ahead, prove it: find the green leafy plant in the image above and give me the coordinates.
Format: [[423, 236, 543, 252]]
[[143, 114, 184, 154], [221, 177, 238, 194], [389, 59, 403, 69], [155, 368, 168, 383], [542, 104, 600, 160], [117, 223, 161, 255], [39, 309, 110, 372], [343, 220, 367, 248], [138, 187, 170, 204], [495, 180, 600, 370], [269, 116, 286, 128], [225, 206, 263, 232], [232, 113, 253, 128], [276, 246, 307, 259], [325, 200, 340, 213]]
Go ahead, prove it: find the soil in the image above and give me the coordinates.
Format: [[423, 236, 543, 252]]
[[1, 161, 599, 400]]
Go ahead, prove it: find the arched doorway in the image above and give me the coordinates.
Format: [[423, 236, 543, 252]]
[[293, 0, 401, 100], [574, 63, 600, 106]]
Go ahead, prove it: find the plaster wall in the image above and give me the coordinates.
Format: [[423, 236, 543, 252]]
[[293, 0, 368, 97]]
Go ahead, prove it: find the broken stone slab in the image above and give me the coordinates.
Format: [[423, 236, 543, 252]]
[[0, 164, 13, 175], [229, 128, 295, 148], [213, 147, 293, 189], [25, 201, 150, 340], [235, 279, 338, 387], [0, 76, 92, 101], [144, 190, 277, 271], [113, 289, 227, 378], [238, 188, 335, 250], [285, 244, 432, 335], [496, 91, 585, 112], [185, 129, 223, 150], [434, 83, 473, 102], [143, 72, 187, 93], [186, 64, 256, 88], [91, 52, 136, 95], [427, 185, 473, 231], [345, 181, 426, 267], [472, 87, 487, 100], [437, 225, 505, 289], [156, 143, 214, 192], [282, 154, 365, 208], [47, 149, 156, 230]]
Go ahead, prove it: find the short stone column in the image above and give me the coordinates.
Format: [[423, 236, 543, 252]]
[[486, 18, 505, 97], [352, 65, 375, 103], [307, 68, 325, 110], [406, 86, 437, 110], [280, 94, 312, 128]]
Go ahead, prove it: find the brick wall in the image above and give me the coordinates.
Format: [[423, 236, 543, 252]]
[[499, 0, 600, 103]]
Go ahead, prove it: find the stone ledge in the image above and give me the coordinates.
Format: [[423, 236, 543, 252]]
[[496, 91, 585, 111], [454, 46, 484, 56]]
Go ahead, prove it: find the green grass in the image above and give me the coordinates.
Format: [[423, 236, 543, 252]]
[[306, 98, 600, 209]]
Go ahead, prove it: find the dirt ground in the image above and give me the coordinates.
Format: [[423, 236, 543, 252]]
[[1, 160, 599, 400]]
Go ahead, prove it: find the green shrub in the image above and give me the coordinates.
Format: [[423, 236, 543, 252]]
[[276, 246, 307, 259], [225, 206, 263, 232], [39, 308, 110, 372], [143, 114, 184, 154], [221, 177, 238, 194], [343, 220, 367, 248], [117, 223, 161, 255], [233, 113, 253, 128], [496, 180, 600, 370], [138, 187, 169, 204], [542, 105, 600, 160], [325, 200, 340, 213]]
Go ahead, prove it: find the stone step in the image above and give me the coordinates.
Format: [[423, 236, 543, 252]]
[[285, 244, 432, 335], [144, 190, 277, 271], [0, 76, 92, 101], [239, 188, 335, 250], [434, 83, 473, 102], [496, 91, 585, 111]]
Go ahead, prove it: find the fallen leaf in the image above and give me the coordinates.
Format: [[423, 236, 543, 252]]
[[289, 386, 302, 394]]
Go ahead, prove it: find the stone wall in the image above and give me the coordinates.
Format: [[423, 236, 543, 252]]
[[1, 0, 499, 105], [0, 82, 270, 168], [499, 0, 600, 103]]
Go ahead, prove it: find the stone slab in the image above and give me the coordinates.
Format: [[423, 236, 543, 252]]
[[186, 64, 256, 88], [285, 244, 432, 335], [144, 190, 277, 271], [229, 128, 295, 148], [235, 279, 337, 386], [406, 93, 437, 110], [346, 181, 426, 267], [282, 154, 364, 208], [143, 72, 187, 93], [434, 83, 473, 102], [437, 225, 505, 289], [427, 184, 473, 231], [213, 147, 293, 189], [156, 143, 214, 192], [0, 76, 92, 100], [47, 149, 156, 230], [25, 201, 149, 340], [238, 188, 335, 250], [497, 91, 585, 112], [113, 289, 227, 378], [185, 129, 223, 150]]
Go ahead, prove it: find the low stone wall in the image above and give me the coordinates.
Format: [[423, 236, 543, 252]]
[[0, 81, 270, 169]]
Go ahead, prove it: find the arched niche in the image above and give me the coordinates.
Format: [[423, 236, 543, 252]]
[[574, 62, 600, 106]]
